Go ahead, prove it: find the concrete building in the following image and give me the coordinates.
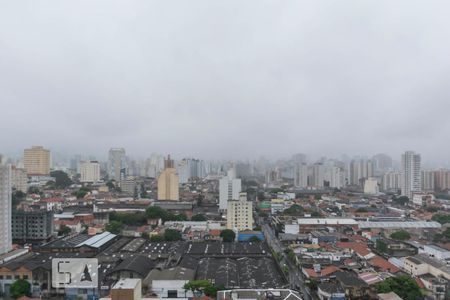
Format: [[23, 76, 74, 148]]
[[219, 168, 241, 211], [294, 163, 308, 188], [12, 210, 54, 243], [80, 160, 101, 183], [434, 169, 450, 191], [110, 278, 142, 300], [363, 177, 379, 195], [349, 159, 374, 186], [177, 158, 206, 184], [157, 155, 179, 201], [324, 166, 344, 189], [382, 171, 402, 191], [11, 166, 27, 193], [108, 148, 127, 181], [311, 163, 325, 188], [227, 192, 253, 231], [401, 151, 421, 199], [422, 170, 435, 192], [23, 146, 51, 175], [0, 165, 12, 254]]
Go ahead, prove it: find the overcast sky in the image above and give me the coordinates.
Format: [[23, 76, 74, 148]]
[[1, 1, 450, 163]]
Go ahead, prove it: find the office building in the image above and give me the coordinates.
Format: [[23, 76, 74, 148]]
[[157, 155, 179, 201], [11, 166, 28, 193], [23, 146, 51, 175], [12, 210, 54, 243], [401, 151, 421, 199], [219, 168, 241, 211], [227, 192, 253, 231], [80, 160, 101, 183], [0, 165, 12, 254], [294, 163, 308, 188], [108, 148, 127, 181]]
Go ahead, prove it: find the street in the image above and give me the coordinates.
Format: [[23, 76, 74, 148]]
[[261, 222, 312, 300]]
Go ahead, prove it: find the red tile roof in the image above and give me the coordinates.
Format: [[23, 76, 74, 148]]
[[369, 256, 400, 273]]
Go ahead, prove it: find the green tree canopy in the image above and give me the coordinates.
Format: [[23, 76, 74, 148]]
[[164, 229, 182, 241], [105, 221, 123, 234], [58, 225, 71, 236], [390, 230, 411, 241], [191, 214, 207, 221], [183, 280, 221, 297], [50, 170, 73, 189], [393, 195, 409, 206], [432, 213, 450, 225], [10, 279, 31, 299], [150, 234, 164, 242], [110, 211, 147, 226], [220, 229, 236, 242], [283, 204, 303, 215], [375, 275, 422, 300]]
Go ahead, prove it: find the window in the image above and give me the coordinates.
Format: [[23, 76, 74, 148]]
[[168, 290, 178, 298]]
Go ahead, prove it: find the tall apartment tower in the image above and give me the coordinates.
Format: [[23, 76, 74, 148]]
[[80, 161, 101, 183], [108, 148, 127, 181], [157, 155, 180, 201], [294, 163, 308, 188], [226, 192, 253, 231], [23, 146, 51, 175], [401, 151, 421, 199], [0, 164, 12, 254], [219, 167, 242, 211]]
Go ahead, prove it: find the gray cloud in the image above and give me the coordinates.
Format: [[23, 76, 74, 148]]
[[1, 0, 450, 164]]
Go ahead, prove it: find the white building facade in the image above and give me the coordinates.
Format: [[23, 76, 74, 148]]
[[219, 169, 241, 211], [401, 151, 421, 199], [0, 165, 12, 254], [80, 160, 101, 183]]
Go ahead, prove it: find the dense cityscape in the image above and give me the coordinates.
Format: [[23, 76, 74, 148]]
[[0, 148, 449, 300]]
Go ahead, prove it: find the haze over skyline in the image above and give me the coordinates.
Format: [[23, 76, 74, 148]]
[[1, 1, 450, 163]]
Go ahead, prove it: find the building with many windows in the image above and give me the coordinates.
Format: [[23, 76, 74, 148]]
[[108, 148, 127, 181], [401, 151, 421, 199], [11, 166, 28, 193], [23, 146, 51, 176], [219, 168, 241, 211], [0, 164, 12, 254], [80, 160, 101, 183], [227, 192, 253, 231], [157, 155, 179, 201], [12, 210, 54, 243]]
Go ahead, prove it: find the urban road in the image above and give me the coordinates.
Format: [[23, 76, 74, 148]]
[[261, 222, 312, 300]]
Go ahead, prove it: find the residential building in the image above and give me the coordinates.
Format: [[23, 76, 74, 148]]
[[382, 171, 402, 191], [11, 166, 27, 193], [422, 170, 435, 192], [23, 146, 51, 175], [349, 159, 374, 186], [294, 163, 308, 188], [0, 165, 12, 254], [80, 160, 100, 183], [108, 148, 127, 181], [434, 169, 450, 191], [219, 168, 241, 211], [12, 210, 54, 243], [324, 166, 344, 189], [311, 163, 325, 188], [157, 155, 179, 201], [401, 151, 421, 199], [227, 192, 253, 231]]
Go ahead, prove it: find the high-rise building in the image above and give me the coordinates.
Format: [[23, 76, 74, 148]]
[[364, 178, 379, 195], [434, 169, 450, 191], [227, 192, 253, 231], [0, 164, 12, 254], [372, 153, 393, 175], [382, 171, 402, 191], [23, 146, 51, 175], [108, 148, 127, 181], [177, 158, 206, 184], [349, 159, 374, 186], [294, 163, 308, 188], [311, 163, 325, 188], [421, 170, 435, 192], [401, 151, 421, 199], [11, 166, 28, 193], [80, 161, 101, 183], [157, 155, 179, 201], [219, 168, 241, 211], [324, 166, 344, 189]]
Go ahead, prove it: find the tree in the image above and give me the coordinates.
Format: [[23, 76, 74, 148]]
[[150, 235, 164, 242], [105, 221, 123, 234], [390, 230, 411, 241], [50, 170, 73, 189], [283, 204, 303, 216], [12, 190, 26, 208], [432, 214, 450, 225], [393, 195, 409, 206], [248, 236, 262, 242], [58, 225, 71, 236], [356, 207, 368, 213], [220, 229, 236, 242], [184, 280, 220, 297], [376, 240, 388, 253], [375, 275, 422, 300], [110, 212, 147, 226], [164, 229, 182, 241], [10, 279, 31, 298], [191, 214, 207, 221]]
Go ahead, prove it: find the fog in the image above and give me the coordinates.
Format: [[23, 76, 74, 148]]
[[1, 1, 450, 163]]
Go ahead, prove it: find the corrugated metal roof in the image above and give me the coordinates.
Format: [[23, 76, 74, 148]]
[[358, 221, 441, 228], [76, 231, 117, 248]]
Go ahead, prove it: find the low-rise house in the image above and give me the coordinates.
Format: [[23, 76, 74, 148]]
[[144, 266, 195, 298], [334, 271, 369, 299]]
